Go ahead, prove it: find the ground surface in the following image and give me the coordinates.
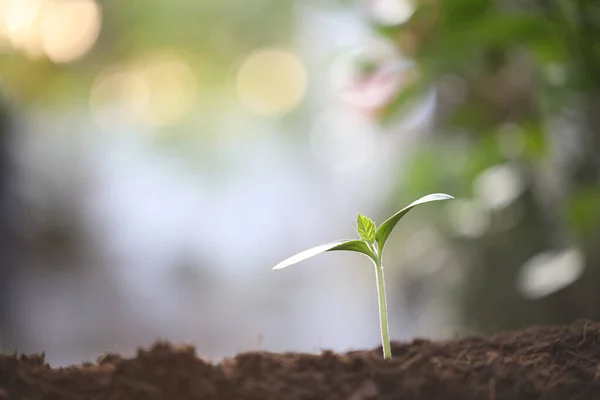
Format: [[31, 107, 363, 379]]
[[1, 319, 600, 399]]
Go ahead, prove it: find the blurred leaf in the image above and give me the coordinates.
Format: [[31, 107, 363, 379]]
[[403, 148, 443, 195], [439, 0, 493, 25], [403, 10, 563, 76], [377, 79, 430, 124], [372, 24, 402, 38], [521, 122, 548, 159], [565, 186, 600, 236], [463, 133, 504, 182], [475, 13, 558, 47]]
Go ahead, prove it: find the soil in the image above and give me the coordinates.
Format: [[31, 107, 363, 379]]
[[2, 319, 600, 400]]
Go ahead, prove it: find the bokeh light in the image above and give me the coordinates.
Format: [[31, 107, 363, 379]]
[[136, 53, 198, 127], [517, 248, 585, 300], [447, 198, 491, 239], [40, 0, 101, 63], [235, 48, 307, 117], [366, 0, 415, 26], [89, 53, 198, 128], [89, 68, 150, 127], [474, 163, 526, 211], [0, 0, 101, 62], [1, 0, 45, 57]]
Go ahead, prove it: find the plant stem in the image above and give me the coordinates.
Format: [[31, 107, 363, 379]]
[[374, 260, 392, 359]]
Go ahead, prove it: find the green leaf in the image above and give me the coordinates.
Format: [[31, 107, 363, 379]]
[[356, 214, 376, 243], [378, 79, 429, 125], [272, 240, 376, 270], [375, 193, 454, 251]]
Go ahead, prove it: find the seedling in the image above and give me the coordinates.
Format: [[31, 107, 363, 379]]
[[273, 193, 453, 359]]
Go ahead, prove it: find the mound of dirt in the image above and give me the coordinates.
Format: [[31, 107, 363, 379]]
[[1, 319, 600, 399]]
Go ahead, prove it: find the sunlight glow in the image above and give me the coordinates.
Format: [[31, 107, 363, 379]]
[[367, 0, 415, 26], [136, 54, 198, 127], [90, 53, 198, 128], [0, 0, 101, 62], [1, 0, 45, 57], [90, 68, 150, 127], [235, 48, 307, 117], [40, 0, 101, 63]]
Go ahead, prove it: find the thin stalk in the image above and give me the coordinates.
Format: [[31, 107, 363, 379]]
[[374, 259, 392, 359]]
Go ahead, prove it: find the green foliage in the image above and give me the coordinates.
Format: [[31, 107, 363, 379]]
[[378, 78, 430, 124], [273, 193, 453, 270], [273, 240, 376, 270], [356, 214, 376, 244], [368, 0, 600, 333], [273, 193, 453, 359], [565, 187, 600, 237], [369, 0, 595, 237]]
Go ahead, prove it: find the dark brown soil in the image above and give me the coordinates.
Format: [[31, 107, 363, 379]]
[[2, 319, 600, 399]]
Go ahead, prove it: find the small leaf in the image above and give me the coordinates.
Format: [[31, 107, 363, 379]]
[[375, 193, 454, 251], [273, 240, 376, 270], [356, 214, 376, 243]]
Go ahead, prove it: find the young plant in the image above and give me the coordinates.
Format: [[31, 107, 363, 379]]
[[273, 193, 453, 359]]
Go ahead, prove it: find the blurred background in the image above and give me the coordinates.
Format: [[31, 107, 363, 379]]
[[1, 0, 599, 366]]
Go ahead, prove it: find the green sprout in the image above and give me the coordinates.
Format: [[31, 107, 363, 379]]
[[273, 193, 453, 359]]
